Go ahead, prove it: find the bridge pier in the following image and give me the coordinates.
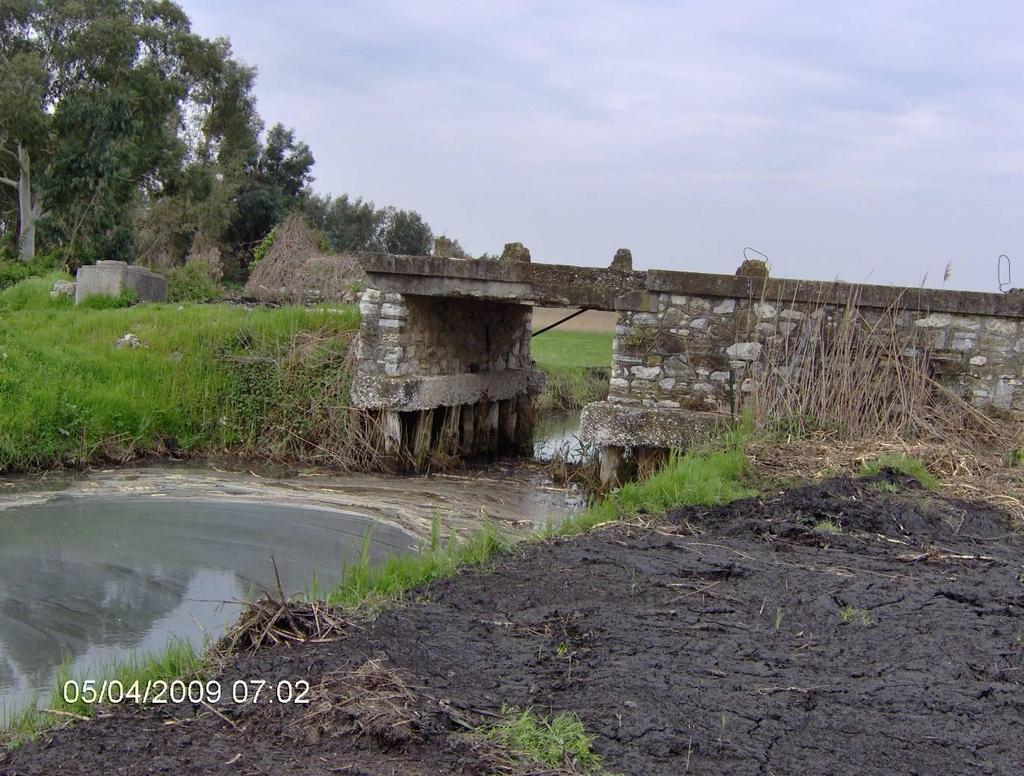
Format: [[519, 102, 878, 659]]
[[351, 286, 544, 470]]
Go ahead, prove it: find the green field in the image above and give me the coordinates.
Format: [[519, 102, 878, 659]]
[[530, 330, 613, 370], [0, 274, 359, 472], [530, 330, 613, 413]]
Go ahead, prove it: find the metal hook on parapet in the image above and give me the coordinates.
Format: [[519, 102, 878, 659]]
[[743, 247, 769, 264], [998, 254, 1012, 292]]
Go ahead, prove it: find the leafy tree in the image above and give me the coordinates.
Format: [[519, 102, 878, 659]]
[[376, 206, 432, 255], [224, 122, 314, 266], [301, 194, 433, 255], [133, 39, 259, 268], [0, 0, 221, 263], [301, 193, 381, 252]]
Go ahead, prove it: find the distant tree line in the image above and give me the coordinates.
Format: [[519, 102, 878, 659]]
[[0, 0, 440, 277]]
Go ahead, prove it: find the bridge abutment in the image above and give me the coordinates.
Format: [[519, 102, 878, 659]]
[[351, 287, 543, 469]]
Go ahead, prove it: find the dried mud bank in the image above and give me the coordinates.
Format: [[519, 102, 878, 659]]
[[4, 473, 1023, 775]]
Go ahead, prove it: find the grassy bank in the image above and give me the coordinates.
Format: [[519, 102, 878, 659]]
[[0, 274, 359, 472], [531, 329, 613, 413]]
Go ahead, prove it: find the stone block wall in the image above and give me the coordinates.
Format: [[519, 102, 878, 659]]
[[350, 287, 542, 468], [609, 293, 1024, 414], [355, 290, 532, 382]]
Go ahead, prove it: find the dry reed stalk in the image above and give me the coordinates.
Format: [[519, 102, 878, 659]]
[[299, 658, 424, 745], [748, 287, 1018, 454]]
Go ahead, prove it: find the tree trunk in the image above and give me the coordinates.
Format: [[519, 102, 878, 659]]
[[1, 144, 39, 262], [16, 144, 37, 262]]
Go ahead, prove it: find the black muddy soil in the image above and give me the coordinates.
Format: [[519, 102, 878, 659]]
[[4, 472, 1024, 775]]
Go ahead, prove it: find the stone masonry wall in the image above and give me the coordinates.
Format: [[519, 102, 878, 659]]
[[609, 293, 1024, 414], [356, 290, 532, 381]]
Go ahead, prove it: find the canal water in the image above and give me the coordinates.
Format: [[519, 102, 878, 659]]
[[532, 412, 588, 463], [0, 458, 579, 721]]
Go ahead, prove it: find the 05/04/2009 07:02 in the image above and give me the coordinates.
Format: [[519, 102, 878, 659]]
[[61, 678, 312, 706]]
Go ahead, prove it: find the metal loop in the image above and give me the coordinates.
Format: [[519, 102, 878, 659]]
[[998, 254, 1012, 292]]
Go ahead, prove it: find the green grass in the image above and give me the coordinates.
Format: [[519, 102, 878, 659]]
[[531, 330, 613, 413], [838, 606, 874, 626], [0, 273, 359, 472], [562, 446, 753, 532], [326, 517, 511, 609], [813, 518, 842, 534], [859, 454, 938, 490], [531, 330, 613, 370], [483, 706, 609, 774], [2, 641, 201, 749]]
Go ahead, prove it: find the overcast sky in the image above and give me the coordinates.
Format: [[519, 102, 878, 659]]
[[180, 0, 1024, 292]]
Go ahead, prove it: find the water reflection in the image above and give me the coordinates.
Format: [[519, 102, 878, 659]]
[[0, 497, 415, 719], [533, 412, 590, 463]]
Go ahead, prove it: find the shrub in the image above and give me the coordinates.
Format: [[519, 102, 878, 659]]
[[167, 262, 223, 303], [0, 251, 62, 291], [251, 226, 277, 267]]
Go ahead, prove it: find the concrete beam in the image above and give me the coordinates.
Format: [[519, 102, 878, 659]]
[[356, 253, 644, 310], [645, 269, 1023, 318], [351, 368, 546, 412], [579, 401, 729, 449]]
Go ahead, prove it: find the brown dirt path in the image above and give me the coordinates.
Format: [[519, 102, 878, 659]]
[[4, 473, 1023, 775]]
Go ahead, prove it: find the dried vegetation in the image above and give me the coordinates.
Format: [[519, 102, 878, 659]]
[[746, 289, 1024, 523], [243, 214, 365, 304]]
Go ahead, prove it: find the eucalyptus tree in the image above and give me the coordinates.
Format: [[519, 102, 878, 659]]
[[0, 0, 220, 262]]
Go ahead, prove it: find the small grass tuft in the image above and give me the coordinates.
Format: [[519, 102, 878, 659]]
[[859, 454, 938, 490], [76, 287, 138, 310], [838, 606, 874, 626], [2, 640, 201, 749], [812, 518, 842, 534], [483, 705, 607, 773], [325, 520, 510, 610], [553, 446, 753, 538]]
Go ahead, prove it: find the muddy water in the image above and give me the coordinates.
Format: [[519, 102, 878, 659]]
[[0, 464, 577, 720]]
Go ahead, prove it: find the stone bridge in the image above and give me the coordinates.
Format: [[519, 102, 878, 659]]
[[352, 246, 1024, 476]]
